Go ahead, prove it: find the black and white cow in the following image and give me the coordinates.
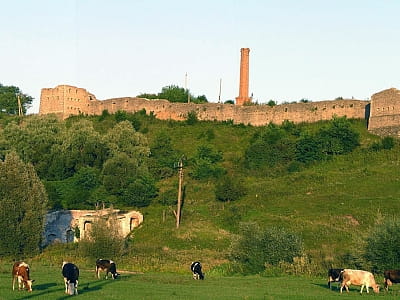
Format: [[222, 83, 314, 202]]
[[96, 259, 120, 279], [328, 268, 344, 289], [190, 261, 204, 280], [62, 262, 79, 295]]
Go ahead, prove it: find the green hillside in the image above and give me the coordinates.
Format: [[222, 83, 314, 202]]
[[1, 111, 399, 275]]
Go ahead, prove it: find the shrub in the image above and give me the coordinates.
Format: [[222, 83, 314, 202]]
[[364, 218, 400, 273], [79, 211, 126, 259], [229, 222, 304, 274], [186, 111, 198, 125], [215, 176, 246, 202]]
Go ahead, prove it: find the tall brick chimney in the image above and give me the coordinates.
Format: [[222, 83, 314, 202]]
[[235, 48, 251, 105]]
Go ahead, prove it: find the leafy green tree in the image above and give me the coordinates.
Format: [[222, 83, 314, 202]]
[[102, 153, 142, 195], [149, 131, 180, 179], [52, 167, 101, 209], [0, 152, 48, 257], [1, 115, 64, 177], [48, 120, 108, 179], [364, 218, 400, 273], [141, 85, 208, 104], [0, 84, 33, 115], [121, 176, 158, 207], [105, 120, 149, 159], [158, 85, 190, 103], [190, 144, 225, 179]]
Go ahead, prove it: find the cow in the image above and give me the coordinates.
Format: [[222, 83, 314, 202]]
[[12, 261, 34, 292], [190, 261, 204, 280], [327, 268, 344, 289], [384, 269, 400, 291], [340, 269, 380, 294], [62, 262, 79, 295], [96, 259, 120, 279]]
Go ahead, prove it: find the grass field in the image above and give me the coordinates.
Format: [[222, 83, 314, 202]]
[[1, 265, 400, 300]]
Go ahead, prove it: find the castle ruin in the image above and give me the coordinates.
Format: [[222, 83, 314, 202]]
[[43, 209, 143, 245], [40, 84, 370, 125]]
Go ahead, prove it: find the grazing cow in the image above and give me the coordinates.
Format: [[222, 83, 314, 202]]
[[340, 269, 380, 294], [12, 261, 34, 292], [62, 262, 79, 295], [327, 268, 344, 289], [384, 269, 400, 291], [96, 259, 120, 279], [190, 261, 204, 280]]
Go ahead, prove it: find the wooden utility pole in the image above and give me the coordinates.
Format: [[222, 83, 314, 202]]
[[17, 94, 23, 116], [175, 156, 184, 228]]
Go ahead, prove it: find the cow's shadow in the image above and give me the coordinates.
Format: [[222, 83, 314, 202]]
[[33, 282, 57, 290], [16, 277, 118, 300]]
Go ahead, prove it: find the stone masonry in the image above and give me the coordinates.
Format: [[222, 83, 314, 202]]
[[43, 209, 143, 246], [236, 48, 251, 105], [40, 84, 369, 126]]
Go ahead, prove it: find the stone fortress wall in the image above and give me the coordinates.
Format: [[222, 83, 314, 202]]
[[39, 85, 400, 134]]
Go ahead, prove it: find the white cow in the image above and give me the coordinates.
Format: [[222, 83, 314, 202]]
[[340, 269, 379, 294]]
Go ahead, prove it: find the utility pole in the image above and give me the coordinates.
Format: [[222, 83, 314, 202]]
[[218, 78, 222, 103], [174, 156, 184, 228], [185, 73, 190, 103], [17, 94, 23, 116]]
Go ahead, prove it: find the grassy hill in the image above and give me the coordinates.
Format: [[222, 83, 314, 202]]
[[2, 112, 399, 275], [93, 115, 399, 274]]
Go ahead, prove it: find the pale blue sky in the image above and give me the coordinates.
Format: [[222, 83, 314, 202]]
[[1, 0, 399, 113]]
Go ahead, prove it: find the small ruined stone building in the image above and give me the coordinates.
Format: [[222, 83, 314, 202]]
[[43, 209, 143, 246]]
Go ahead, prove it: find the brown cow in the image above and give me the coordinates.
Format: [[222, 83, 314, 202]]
[[12, 261, 34, 292], [384, 269, 400, 291], [340, 269, 380, 294]]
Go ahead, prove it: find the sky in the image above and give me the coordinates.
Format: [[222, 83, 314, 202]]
[[1, 0, 400, 114]]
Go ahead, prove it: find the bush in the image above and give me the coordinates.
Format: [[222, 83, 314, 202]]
[[79, 211, 126, 259], [364, 218, 400, 273], [186, 111, 198, 125], [229, 222, 304, 274], [317, 116, 360, 155], [215, 176, 246, 202]]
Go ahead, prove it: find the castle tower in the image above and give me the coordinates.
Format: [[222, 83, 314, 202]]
[[235, 48, 251, 105]]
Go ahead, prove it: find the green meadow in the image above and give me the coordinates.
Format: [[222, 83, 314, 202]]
[[2, 265, 400, 300]]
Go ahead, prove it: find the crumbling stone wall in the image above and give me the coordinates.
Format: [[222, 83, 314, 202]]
[[43, 209, 143, 246], [368, 88, 400, 135], [40, 85, 371, 126]]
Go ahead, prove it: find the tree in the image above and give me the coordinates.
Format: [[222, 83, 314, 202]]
[[0, 83, 33, 115], [0, 152, 48, 257], [1, 115, 64, 178], [149, 131, 180, 179], [190, 144, 226, 179], [142, 85, 208, 104]]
